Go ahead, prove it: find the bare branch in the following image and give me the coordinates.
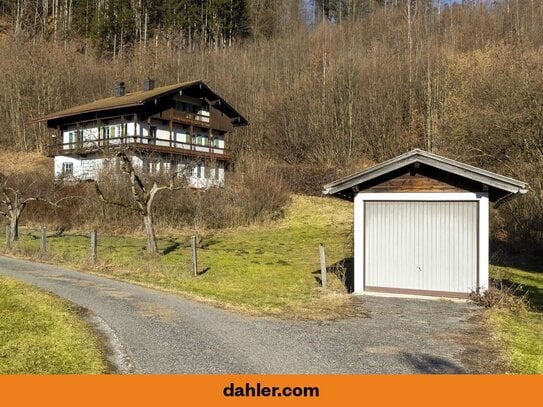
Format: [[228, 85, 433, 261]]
[[94, 181, 140, 213], [51, 196, 81, 206]]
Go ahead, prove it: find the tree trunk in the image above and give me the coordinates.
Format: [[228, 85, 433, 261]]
[[143, 214, 158, 254], [9, 212, 19, 244]]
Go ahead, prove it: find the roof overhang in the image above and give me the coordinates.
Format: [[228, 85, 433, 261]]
[[32, 80, 248, 127], [323, 149, 529, 206]]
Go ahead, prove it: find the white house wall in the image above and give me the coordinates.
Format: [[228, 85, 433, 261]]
[[54, 155, 106, 180]]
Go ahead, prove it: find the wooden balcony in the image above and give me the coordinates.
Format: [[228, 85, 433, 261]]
[[46, 136, 233, 161], [153, 109, 232, 133], [154, 109, 210, 128]]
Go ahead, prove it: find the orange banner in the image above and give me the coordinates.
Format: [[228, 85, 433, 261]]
[[0, 375, 541, 406]]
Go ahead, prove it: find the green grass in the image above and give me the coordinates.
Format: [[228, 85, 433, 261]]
[[0, 277, 107, 374], [488, 265, 543, 374], [0, 195, 354, 318], [1, 195, 541, 372]]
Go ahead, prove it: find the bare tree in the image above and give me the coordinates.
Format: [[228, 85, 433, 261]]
[[0, 171, 66, 244], [94, 152, 192, 254]]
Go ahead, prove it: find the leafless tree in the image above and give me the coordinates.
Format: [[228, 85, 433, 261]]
[[94, 152, 192, 254], [0, 171, 69, 244]]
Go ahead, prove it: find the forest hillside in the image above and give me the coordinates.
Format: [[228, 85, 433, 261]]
[[0, 1, 541, 247]]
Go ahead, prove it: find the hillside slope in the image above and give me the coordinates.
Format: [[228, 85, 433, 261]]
[[3, 195, 355, 318]]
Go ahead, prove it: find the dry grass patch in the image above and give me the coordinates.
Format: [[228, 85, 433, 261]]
[[0, 151, 51, 175]]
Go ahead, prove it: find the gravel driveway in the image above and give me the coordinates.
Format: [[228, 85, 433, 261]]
[[0, 256, 497, 374]]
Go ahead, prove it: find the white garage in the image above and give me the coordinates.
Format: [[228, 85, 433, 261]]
[[323, 149, 528, 298]]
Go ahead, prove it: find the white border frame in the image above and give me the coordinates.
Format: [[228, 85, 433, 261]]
[[353, 192, 489, 295]]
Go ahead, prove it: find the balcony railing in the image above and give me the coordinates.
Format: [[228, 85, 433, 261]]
[[171, 110, 210, 124], [47, 136, 231, 160]]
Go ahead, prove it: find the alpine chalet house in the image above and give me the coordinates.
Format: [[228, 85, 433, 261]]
[[35, 79, 248, 187]]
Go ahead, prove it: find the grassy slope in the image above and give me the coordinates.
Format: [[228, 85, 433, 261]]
[[2, 195, 354, 318], [0, 277, 106, 374], [3, 194, 541, 372], [488, 266, 543, 374]]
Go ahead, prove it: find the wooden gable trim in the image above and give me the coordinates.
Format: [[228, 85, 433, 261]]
[[359, 165, 482, 194]]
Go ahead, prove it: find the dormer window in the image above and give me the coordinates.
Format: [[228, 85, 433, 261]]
[[175, 100, 199, 114]]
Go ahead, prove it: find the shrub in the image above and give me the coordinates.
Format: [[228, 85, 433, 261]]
[[22, 155, 290, 233], [470, 279, 529, 313]]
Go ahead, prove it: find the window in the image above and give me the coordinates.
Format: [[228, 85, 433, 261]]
[[110, 126, 117, 139], [148, 126, 157, 145], [175, 100, 199, 114], [204, 165, 211, 179], [76, 129, 83, 146], [170, 159, 179, 174], [68, 132, 75, 148], [213, 134, 224, 148], [62, 162, 73, 176], [192, 134, 208, 146], [196, 163, 202, 178], [215, 164, 220, 180], [193, 135, 206, 146], [149, 161, 159, 173], [173, 128, 187, 145]]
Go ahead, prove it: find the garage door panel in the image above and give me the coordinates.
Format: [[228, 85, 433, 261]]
[[365, 201, 478, 294]]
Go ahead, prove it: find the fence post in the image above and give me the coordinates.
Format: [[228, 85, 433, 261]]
[[90, 230, 97, 265], [5, 225, 10, 247], [319, 243, 327, 289], [191, 235, 198, 277], [41, 226, 47, 256]]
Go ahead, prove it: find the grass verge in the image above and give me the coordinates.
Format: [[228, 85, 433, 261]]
[[1, 195, 354, 319], [487, 265, 543, 374], [0, 277, 107, 374]]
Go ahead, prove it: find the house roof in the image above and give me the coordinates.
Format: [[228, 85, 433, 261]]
[[323, 149, 528, 205], [32, 80, 248, 126]]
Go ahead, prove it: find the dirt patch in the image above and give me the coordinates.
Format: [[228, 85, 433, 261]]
[[134, 301, 176, 322], [455, 311, 507, 373]]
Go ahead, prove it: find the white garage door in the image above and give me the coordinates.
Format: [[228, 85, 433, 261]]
[[364, 201, 478, 296]]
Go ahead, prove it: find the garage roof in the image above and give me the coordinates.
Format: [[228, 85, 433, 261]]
[[323, 149, 528, 205]]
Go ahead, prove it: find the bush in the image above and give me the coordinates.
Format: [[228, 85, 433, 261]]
[[276, 163, 340, 196], [470, 279, 529, 314], [23, 155, 290, 233]]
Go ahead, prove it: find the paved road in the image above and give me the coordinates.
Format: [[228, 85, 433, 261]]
[[0, 256, 490, 373]]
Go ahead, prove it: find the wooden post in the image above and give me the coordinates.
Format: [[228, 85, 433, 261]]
[[169, 119, 173, 147], [134, 113, 138, 143], [90, 230, 97, 265], [97, 118, 102, 147], [121, 115, 126, 144], [191, 235, 198, 276], [5, 225, 10, 247], [319, 243, 327, 288], [41, 226, 47, 256]]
